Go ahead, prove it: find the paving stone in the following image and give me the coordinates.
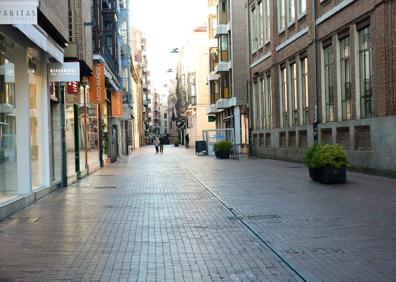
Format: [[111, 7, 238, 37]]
[[0, 146, 395, 281]]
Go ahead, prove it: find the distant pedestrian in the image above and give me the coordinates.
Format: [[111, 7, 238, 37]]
[[159, 136, 165, 154], [153, 136, 160, 154], [185, 134, 190, 149]]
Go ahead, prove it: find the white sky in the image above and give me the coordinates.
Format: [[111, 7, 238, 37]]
[[129, 0, 207, 102]]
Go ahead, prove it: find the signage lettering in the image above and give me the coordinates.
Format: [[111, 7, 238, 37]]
[[111, 91, 124, 117], [48, 62, 80, 82], [0, 1, 38, 24], [88, 64, 105, 104]]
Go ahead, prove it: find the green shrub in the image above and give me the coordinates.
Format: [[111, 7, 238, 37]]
[[304, 144, 349, 169], [174, 139, 181, 145], [213, 140, 233, 153]]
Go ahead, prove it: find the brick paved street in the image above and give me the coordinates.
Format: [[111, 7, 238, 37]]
[[0, 146, 396, 281]]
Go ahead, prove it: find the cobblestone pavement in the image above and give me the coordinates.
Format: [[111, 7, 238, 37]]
[[0, 146, 396, 281]]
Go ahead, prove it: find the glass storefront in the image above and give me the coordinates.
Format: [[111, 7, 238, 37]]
[[0, 33, 17, 200], [65, 93, 77, 178], [29, 48, 44, 189], [87, 103, 100, 170], [50, 83, 62, 184]]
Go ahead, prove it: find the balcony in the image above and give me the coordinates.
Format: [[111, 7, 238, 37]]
[[215, 24, 228, 37], [208, 72, 220, 81], [103, 46, 117, 76], [215, 61, 228, 73]]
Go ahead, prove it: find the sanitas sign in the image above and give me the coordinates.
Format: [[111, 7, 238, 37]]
[[0, 1, 38, 25]]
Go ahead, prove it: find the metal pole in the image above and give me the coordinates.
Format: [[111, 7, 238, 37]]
[[312, 0, 319, 144], [98, 103, 104, 167], [59, 83, 68, 187], [83, 85, 89, 173]]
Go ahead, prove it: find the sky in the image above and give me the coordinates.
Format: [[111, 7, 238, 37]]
[[129, 0, 207, 102]]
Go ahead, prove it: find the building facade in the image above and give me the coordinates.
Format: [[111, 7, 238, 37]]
[[207, 0, 250, 150], [0, 0, 69, 214], [248, 0, 396, 175], [177, 27, 216, 146], [131, 28, 151, 144]]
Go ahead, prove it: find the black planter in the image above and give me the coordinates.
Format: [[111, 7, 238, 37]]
[[174, 144, 179, 147], [215, 151, 230, 159], [309, 167, 347, 184]]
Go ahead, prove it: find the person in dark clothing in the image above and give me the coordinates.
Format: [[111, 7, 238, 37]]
[[185, 134, 190, 149], [159, 136, 165, 154]]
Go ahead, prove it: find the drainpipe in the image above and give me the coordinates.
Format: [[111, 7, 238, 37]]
[[312, 0, 319, 144]]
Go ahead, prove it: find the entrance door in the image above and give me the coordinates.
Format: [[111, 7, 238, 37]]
[[111, 125, 118, 162]]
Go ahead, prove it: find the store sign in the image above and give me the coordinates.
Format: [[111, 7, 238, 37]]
[[48, 62, 80, 82], [0, 63, 15, 83], [111, 91, 124, 117], [88, 64, 105, 104], [0, 1, 38, 24], [67, 82, 80, 95], [208, 115, 216, 122]]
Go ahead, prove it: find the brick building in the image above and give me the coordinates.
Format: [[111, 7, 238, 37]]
[[248, 0, 396, 175]]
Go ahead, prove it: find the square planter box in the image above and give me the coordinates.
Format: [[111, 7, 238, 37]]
[[309, 167, 347, 184], [215, 151, 230, 159]]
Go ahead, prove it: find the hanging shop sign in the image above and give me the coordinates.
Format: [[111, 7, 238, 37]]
[[67, 81, 80, 95], [48, 62, 80, 82], [111, 91, 124, 117], [88, 64, 105, 104], [0, 1, 38, 24]]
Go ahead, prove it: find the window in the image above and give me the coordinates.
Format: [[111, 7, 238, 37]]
[[260, 78, 265, 128], [265, 75, 272, 128], [358, 26, 372, 118], [298, 0, 306, 16], [253, 82, 260, 129], [323, 45, 334, 122], [300, 57, 309, 124], [219, 35, 228, 61], [281, 67, 288, 127], [250, 6, 258, 52], [257, 1, 264, 48], [339, 37, 351, 120], [264, 0, 270, 42], [288, 0, 295, 25], [278, 0, 286, 32], [164, 113, 167, 119], [290, 63, 298, 126]]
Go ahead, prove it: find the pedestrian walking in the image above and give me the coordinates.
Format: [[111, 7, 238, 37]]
[[185, 134, 190, 149], [159, 135, 165, 154], [153, 136, 160, 154]]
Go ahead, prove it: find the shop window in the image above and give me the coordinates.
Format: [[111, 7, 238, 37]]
[[298, 130, 308, 148], [336, 127, 350, 149], [279, 132, 287, 148], [259, 133, 264, 147], [288, 131, 296, 148], [0, 34, 17, 199], [355, 125, 371, 151], [265, 132, 271, 147], [321, 128, 333, 144]]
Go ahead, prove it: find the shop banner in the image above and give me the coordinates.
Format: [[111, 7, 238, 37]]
[[67, 82, 80, 95], [111, 91, 124, 117], [88, 64, 105, 104], [48, 62, 80, 82], [0, 1, 38, 24]]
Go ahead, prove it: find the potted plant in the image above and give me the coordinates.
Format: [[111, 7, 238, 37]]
[[304, 144, 349, 184], [213, 140, 233, 159], [174, 139, 181, 147]]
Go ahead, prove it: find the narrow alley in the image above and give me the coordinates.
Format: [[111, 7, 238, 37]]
[[0, 146, 395, 281]]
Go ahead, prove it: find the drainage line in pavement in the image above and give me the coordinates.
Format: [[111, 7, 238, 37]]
[[184, 168, 308, 282]]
